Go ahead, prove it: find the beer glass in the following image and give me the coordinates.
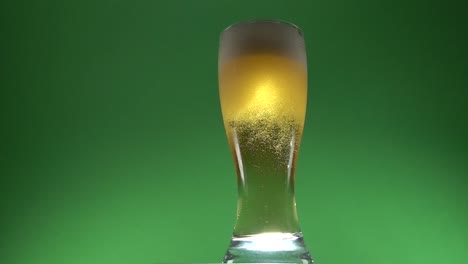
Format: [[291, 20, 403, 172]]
[[218, 20, 312, 263]]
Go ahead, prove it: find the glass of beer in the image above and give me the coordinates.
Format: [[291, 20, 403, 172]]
[[218, 20, 312, 263]]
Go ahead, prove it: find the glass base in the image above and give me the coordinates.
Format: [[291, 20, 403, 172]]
[[223, 232, 313, 263]]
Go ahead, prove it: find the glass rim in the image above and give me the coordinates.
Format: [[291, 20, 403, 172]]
[[222, 19, 303, 35]]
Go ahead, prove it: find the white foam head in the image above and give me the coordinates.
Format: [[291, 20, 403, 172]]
[[219, 20, 307, 67]]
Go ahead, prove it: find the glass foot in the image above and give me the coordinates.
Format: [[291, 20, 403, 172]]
[[223, 232, 313, 263]]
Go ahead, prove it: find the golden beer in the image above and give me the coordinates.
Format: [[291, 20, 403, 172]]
[[219, 54, 307, 235], [219, 20, 312, 263]]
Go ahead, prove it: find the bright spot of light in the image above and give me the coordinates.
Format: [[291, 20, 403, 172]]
[[236, 232, 300, 252]]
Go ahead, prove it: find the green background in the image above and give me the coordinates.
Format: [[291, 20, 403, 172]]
[[1, 0, 467, 263]]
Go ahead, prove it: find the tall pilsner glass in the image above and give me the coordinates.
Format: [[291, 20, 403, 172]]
[[218, 20, 313, 263]]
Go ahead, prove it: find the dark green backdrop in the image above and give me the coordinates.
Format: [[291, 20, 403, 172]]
[[1, 1, 467, 264]]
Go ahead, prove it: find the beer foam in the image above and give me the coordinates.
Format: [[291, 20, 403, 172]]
[[219, 20, 306, 67]]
